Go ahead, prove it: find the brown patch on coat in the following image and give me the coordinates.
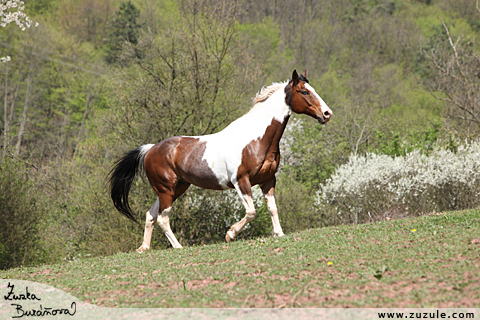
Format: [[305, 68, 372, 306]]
[[236, 117, 288, 189], [144, 137, 225, 195]]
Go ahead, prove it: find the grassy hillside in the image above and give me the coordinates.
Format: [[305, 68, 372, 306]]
[[1, 208, 479, 308]]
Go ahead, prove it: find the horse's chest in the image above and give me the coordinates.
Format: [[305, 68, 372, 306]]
[[257, 157, 279, 178], [239, 141, 280, 185]]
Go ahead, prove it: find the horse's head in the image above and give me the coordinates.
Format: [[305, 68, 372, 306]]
[[285, 70, 332, 124]]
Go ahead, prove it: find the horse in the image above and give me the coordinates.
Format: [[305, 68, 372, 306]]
[[109, 70, 332, 252]]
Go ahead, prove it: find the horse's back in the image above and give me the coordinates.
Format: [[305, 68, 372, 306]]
[[144, 135, 230, 191]]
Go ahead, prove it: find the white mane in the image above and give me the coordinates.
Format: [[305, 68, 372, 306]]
[[253, 82, 287, 105]]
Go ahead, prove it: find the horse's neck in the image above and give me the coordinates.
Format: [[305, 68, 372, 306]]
[[206, 88, 291, 157], [263, 112, 290, 156], [237, 89, 291, 154]]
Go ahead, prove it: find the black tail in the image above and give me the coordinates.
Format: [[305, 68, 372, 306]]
[[109, 145, 152, 222]]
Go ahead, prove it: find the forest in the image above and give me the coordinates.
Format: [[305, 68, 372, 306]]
[[1, 0, 480, 270]]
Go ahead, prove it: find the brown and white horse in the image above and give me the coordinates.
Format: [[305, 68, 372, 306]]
[[109, 70, 332, 252]]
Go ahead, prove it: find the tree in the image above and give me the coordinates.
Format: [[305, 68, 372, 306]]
[[58, 0, 114, 48], [105, 1, 141, 64], [421, 16, 480, 134], [105, 0, 255, 145], [1, 0, 38, 161]]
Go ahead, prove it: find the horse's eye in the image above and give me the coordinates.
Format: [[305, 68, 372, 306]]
[[301, 91, 309, 95]]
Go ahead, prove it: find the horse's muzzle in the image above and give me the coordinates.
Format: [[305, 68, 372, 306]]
[[316, 116, 329, 124], [317, 110, 332, 124]]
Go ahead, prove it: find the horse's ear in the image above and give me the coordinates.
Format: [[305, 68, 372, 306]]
[[291, 70, 299, 86], [302, 70, 307, 78]]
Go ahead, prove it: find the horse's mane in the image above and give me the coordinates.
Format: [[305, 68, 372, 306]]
[[253, 82, 286, 104]]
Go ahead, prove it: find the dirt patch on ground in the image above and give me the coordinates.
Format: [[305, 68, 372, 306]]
[[29, 269, 52, 277], [269, 274, 289, 281], [470, 239, 480, 245], [186, 278, 222, 290], [28, 269, 64, 280]]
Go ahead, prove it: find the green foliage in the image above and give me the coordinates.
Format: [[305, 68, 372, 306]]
[[275, 171, 339, 233], [238, 17, 290, 86], [281, 122, 347, 192], [105, 1, 141, 64], [0, 159, 45, 269], [374, 121, 442, 157], [345, 0, 398, 19], [35, 140, 147, 262], [27, 0, 56, 15]]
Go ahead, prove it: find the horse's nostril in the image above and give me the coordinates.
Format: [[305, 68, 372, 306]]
[[324, 110, 331, 118]]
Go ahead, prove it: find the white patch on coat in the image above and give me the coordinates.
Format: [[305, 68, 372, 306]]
[[197, 83, 291, 188], [139, 144, 155, 157], [305, 83, 332, 117]]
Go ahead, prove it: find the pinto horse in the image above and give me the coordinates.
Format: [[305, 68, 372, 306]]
[[109, 70, 332, 252]]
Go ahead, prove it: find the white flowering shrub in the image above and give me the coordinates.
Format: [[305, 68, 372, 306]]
[[1, 0, 33, 29], [315, 140, 480, 223], [0, 0, 37, 62]]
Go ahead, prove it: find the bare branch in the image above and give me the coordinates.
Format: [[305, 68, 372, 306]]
[[7, 151, 38, 170], [439, 16, 461, 70]]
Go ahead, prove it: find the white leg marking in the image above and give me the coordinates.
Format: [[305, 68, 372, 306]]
[[227, 193, 256, 241], [265, 194, 284, 237], [137, 199, 159, 253], [157, 207, 183, 249]]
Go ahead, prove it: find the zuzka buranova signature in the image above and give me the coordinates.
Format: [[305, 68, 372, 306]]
[[4, 282, 76, 318]]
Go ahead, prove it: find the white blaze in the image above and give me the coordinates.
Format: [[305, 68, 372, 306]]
[[305, 83, 332, 117]]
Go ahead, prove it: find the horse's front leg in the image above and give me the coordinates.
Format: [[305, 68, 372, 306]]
[[261, 176, 284, 237], [226, 177, 256, 242], [137, 199, 160, 253]]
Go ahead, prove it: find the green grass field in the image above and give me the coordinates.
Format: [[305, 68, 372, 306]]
[[1, 209, 479, 308]]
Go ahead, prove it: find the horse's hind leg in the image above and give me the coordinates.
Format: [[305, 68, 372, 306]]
[[156, 181, 191, 249], [137, 199, 160, 253]]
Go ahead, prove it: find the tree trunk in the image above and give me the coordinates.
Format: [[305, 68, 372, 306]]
[[3, 62, 9, 159], [15, 76, 32, 156]]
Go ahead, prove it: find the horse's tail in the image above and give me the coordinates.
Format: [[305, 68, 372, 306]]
[[109, 144, 155, 223]]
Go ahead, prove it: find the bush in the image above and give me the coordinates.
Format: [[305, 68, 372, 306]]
[[171, 185, 272, 246], [34, 142, 146, 262], [316, 140, 480, 223], [0, 159, 46, 269]]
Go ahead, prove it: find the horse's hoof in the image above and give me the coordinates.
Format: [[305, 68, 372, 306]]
[[225, 230, 235, 243], [136, 246, 149, 253]]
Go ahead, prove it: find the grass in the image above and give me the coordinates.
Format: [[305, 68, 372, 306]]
[[1, 208, 479, 308]]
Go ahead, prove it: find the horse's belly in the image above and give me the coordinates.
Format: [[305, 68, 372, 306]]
[[183, 163, 233, 190]]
